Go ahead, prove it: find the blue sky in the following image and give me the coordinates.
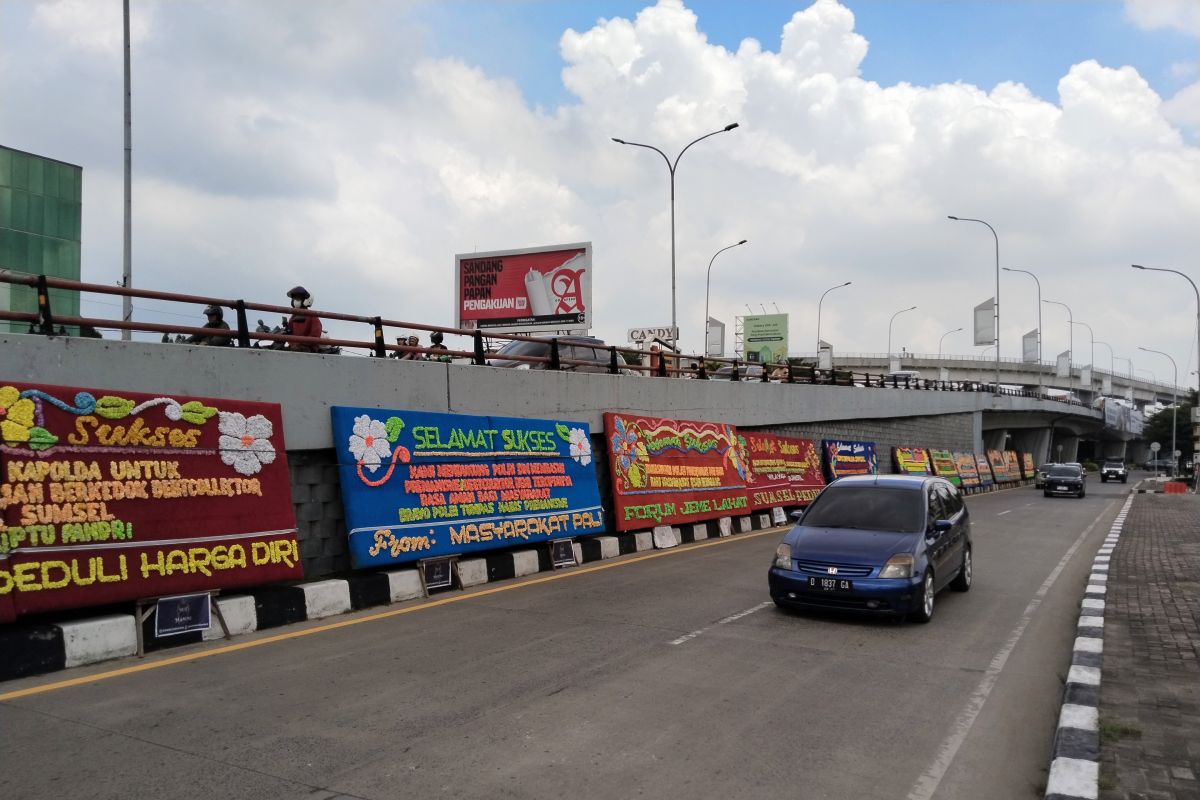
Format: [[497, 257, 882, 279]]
[[418, 0, 1197, 109]]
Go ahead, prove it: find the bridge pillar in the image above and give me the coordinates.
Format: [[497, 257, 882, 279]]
[[983, 428, 1007, 451], [1049, 432, 1079, 463]]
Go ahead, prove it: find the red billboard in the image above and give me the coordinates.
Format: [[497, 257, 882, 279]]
[[742, 432, 825, 510], [0, 381, 302, 622], [605, 413, 749, 531], [455, 242, 592, 333]]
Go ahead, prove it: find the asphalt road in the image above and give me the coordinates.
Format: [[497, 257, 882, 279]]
[[0, 476, 1132, 800]]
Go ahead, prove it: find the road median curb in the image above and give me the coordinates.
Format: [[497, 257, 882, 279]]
[[1044, 493, 1133, 800]]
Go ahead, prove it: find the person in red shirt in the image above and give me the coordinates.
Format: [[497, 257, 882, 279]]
[[285, 286, 323, 352]]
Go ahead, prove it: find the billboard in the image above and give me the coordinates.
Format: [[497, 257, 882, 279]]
[[1022, 329, 1038, 363], [741, 432, 825, 509], [822, 440, 878, 481], [1021, 452, 1036, 479], [605, 413, 749, 531], [953, 452, 980, 488], [929, 449, 961, 486], [987, 449, 1011, 482], [743, 314, 789, 364], [455, 242, 592, 334], [1005, 450, 1022, 481], [974, 453, 995, 486], [894, 447, 932, 475], [974, 298, 994, 346], [0, 381, 301, 622], [333, 408, 604, 567], [706, 318, 726, 358]]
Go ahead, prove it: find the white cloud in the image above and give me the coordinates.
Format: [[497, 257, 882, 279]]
[[1125, 0, 1200, 36], [2, 0, 1198, 381], [33, 0, 153, 55]]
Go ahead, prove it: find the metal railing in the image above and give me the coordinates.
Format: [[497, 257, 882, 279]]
[[0, 271, 1095, 406]]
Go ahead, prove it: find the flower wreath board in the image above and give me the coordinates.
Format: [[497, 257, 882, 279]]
[[332, 407, 605, 568], [605, 412, 752, 532], [0, 381, 301, 622]]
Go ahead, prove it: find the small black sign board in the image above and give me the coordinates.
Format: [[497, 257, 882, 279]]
[[419, 557, 456, 596], [549, 538, 576, 568], [155, 593, 211, 638], [134, 590, 230, 657]]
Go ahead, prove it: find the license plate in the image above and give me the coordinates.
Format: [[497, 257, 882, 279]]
[[808, 577, 853, 592], [1055, 486, 1068, 492]]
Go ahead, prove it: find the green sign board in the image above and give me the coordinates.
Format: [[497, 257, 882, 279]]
[[744, 314, 789, 364]]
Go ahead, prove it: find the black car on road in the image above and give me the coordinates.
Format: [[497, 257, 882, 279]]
[[1044, 464, 1086, 498]]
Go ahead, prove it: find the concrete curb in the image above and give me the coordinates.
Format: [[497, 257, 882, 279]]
[[1044, 493, 1133, 800], [1, 520, 788, 683]]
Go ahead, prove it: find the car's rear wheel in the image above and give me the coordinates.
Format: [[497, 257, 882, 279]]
[[910, 570, 935, 623], [951, 546, 972, 592]]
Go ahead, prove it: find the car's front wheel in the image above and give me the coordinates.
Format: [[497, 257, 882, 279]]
[[951, 547, 972, 592], [910, 570, 935, 623]]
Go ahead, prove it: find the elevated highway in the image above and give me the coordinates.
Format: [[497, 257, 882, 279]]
[[803, 351, 1181, 408]]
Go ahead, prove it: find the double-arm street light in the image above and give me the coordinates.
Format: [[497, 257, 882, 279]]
[[1132, 265, 1199, 483], [612, 123, 740, 351], [948, 216, 1000, 394], [1139, 346, 1179, 474], [938, 327, 963, 358], [887, 305, 917, 361], [1043, 298, 1074, 393], [1002, 267, 1042, 392], [816, 281, 852, 351], [703, 239, 748, 356]]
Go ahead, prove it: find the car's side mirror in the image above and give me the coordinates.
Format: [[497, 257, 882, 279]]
[[933, 519, 953, 533], [789, 510, 804, 522]]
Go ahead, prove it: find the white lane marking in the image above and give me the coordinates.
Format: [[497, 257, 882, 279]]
[[997, 510, 1012, 516], [905, 499, 1116, 800], [669, 601, 774, 645]]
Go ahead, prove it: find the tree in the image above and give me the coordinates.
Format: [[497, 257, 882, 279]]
[[1142, 391, 1196, 468]]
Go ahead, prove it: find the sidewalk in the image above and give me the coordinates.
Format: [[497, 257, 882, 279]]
[[1101, 492, 1200, 799]]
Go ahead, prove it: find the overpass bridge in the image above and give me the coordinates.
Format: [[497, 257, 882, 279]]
[[800, 351, 1182, 408]]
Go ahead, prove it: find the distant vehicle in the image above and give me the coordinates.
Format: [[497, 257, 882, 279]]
[[1035, 463, 1056, 489], [1044, 389, 1081, 404], [488, 336, 631, 374], [1100, 462, 1128, 483], [885, 370, 922, 385], [1044, 464, 1086, 498], [711, 363, 765, 380], [1144, 458, 1175, 473], [768, 475, 972, 623]]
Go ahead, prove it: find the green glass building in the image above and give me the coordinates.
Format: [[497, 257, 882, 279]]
[[0, 145, 83, 334]]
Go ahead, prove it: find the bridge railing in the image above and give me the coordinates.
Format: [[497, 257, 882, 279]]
[[0, 271, 1093, 406]]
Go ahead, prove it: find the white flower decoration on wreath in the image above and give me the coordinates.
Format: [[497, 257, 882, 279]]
[[348, 415, 391, 473], [218, 412, 277, 476], [568, 427, 592, 466]]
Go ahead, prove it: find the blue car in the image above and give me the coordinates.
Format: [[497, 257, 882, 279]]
[[767, 475, 972, 623]]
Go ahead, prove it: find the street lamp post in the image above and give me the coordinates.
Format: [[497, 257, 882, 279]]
[[1132, 264, 1200, 488], [816, 281, 852, 351], [1043, 299, 1074, 395], [1139, 346, 1178, 475], [948, 216, 1000, 394], [612, 123, 740, 351], [1002, 267, 1042, 393], [703, 239, 747, 356], [887, 305, 917, 363], [938, 327, 963, 358]]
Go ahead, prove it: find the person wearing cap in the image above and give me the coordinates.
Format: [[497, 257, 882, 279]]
[[284, 286, 323, 352], [186, 304, 233, 347]]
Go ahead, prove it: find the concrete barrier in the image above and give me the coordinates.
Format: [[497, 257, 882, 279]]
[[60, 615, 137, 668], [301, 580, 352, 620]]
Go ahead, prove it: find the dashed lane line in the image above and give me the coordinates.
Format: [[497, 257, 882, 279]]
[[668, 601, 774, 645]]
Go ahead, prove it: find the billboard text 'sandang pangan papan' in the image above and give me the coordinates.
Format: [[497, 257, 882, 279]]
[[455, 242, 592, 334]]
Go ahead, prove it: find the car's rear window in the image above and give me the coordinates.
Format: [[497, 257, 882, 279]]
[[1049, 465, 1082, 477], [800, 486, 924, 533], [1103, 463, 1123, 468]]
